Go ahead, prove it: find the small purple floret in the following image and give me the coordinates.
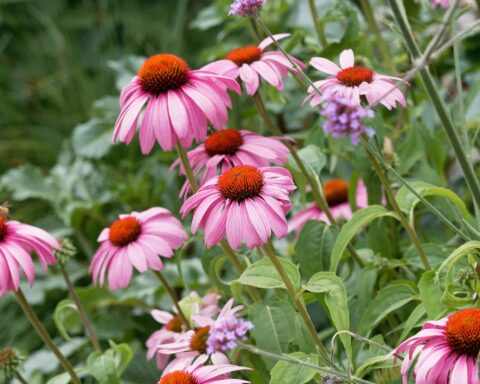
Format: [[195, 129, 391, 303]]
[[320, 96, 375, 145], [228, 0, 266, 16], [206, 317, 253, 354]]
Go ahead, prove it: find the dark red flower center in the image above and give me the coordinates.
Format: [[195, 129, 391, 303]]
[[0, 217, 8, 242], [109, 217, 141, 247], [138, 54, 190, 95], [226, 46, 262, 66], [446, 308, 480, 356], [217, 165, 263, 201], [324, 179, 349, 207], [204, 129, 244, 157], [189, 326, 210, 354], [336, 66, 374, 87], [165, 315, 184, 333], [158, 371, 196, 384]]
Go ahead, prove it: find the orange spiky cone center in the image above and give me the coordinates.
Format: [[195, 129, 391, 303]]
[[226, 46, 262, 66], [0, 217, 8, 242], [166, 315, 184, 333], [158, 371, 197, 384], [204, 129, 244, 156], [109, 217, 141, 247], [189, 326, 210, 354], [217, 165, 263, 201], [324, 179, 349, 207], [336, 66, 374, 87], [446, 308, 480, 356]]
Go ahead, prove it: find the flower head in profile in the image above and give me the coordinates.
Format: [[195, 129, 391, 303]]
[[172, 129, 289, 197], [203, 34, 305, 96], [306, 49, 406, 110], [114, 54, 240, 154], [320, 95, 374, 145], [228, 0, 266, 16], [89, 207, 187, 291], [391, 308, 480, 383], [289, 179, 368, 233], [146, 292, 220, 369], [158, 355, 249, 384], [181, 165, 296, 250], [0, 211, 59, 296]]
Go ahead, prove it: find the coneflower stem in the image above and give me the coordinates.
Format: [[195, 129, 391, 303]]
[[358, 0, 394, 72], [14, 289, 81, 384], [307, 0, 328, 47], [153, 270, 191, 329], [262, 240, 331, 363], [253, 93, 365, 267], [14, 371, 29, 384], [361, 136, 431, 270], [387, 0, 480, 214], [58, 263, 102, 352], [175, 143, 261, 302], [176, 143, 198, 193]]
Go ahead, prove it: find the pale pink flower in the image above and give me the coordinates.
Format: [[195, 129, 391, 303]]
[[89, 207, 187, 291], [158, 355, 249, 384], [391, 308, 480, 384], [146, 292, 220, 370], [431, 0, 473, 8], [181, 165, 296, 250], [171, 129, 289, 198], [203, 34, 305, 96], [289, 179, 368, 233], [0, 215, 59, 296], [113, 54, 240, 154], [306, 49, 406, 110]]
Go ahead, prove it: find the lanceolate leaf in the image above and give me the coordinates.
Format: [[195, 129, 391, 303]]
[[237, 257, 300, 290]]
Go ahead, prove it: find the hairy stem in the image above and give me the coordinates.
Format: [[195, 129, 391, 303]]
[[15, 289, 80, 384], [59, 263, 102, 352]]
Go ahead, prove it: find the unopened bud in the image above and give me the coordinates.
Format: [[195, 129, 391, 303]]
[[54, 238, 77, 264]]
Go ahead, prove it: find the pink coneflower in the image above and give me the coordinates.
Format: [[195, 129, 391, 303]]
[[203, 34, 305, 96], [155, 299, 251, 367], [306, 49, 406, 110], [0, 215, 59, 296], [146, 292, 220, 369], [391, 308, 480, 383], [289, 179, 368, 233], [180, 165, 296, 250], [89, 207, 187, 291], [172, 129, 289, 197], [158, 355, 249, 384], [113, 54, 241, 154]]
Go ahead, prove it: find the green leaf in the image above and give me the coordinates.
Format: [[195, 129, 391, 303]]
[[295, 221, 337, 277], [330, 206, 400, 272], [249, 301, 295, 368], [355, 355, 394, 378], [398, 303, 426, 342], [396, 181, 469, 219], [358, 281, 418, 337], [418, 270, 445, 318], [86, 343, 133, 384], [270, 352, 318, 384], [72, 119, 114, 159], [303, 272, 352, 366], [0, 164, 55, 202], [54, 299, 79, 341], [237, 257, 300, 290], [296, 144, 326, 176]]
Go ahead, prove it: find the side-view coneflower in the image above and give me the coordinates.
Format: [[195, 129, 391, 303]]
[[289, 179, 368, 233], [114, 54, 240, 154], [306, 49, 406, 110], [203, 34, 305, 96], [158, 355, 249, 384], [0, 213, 59, 296], [171, 129, 289, 197], [180, 165, 296, 250], [390, 308, 480, 383], [89, 207, 187, 291]]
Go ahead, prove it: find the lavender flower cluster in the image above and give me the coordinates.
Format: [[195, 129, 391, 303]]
[[320, 96, 375, 145], [228, 0, 266, 16], [206, 316, 253, 354]]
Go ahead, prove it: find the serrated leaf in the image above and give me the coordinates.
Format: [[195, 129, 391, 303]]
[[330, 205, 399, 272], [237, 257, 300, 290]]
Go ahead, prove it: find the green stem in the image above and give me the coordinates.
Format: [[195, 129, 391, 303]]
[[388, 0, 480, 214], [14, 371, 29, 384], [14, 289, 80, 384], [253, 93, 365, 267], [262, 241, 331, 363], [59, 263, 102, 352], [153, 270, 191, 329], [361, 137, 431, 270], [307, 0, 328, 47], [176, 143, 198, 193], [358, 0, 394, 72], [239, 343, 374, 384], [249, 18, 262, 40]]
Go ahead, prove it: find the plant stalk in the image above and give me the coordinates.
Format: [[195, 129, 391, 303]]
[[58, 263, 102, 352], [14, 371, 29, 384], [176, 143, 198, 193], [14, 289, 81, 384], [307, 0, 328, 47]]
